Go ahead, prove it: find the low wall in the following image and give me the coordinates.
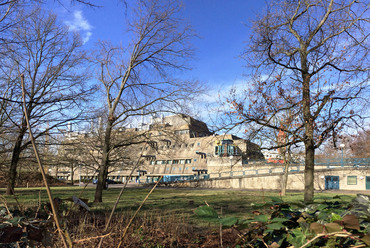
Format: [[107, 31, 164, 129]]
[[173, 167, 370, 191]]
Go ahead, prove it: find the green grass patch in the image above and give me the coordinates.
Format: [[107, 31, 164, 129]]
[[1, 186, 363, 247], [0, 186, 356, 221]]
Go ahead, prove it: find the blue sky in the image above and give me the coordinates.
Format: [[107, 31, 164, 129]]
[[50, 0, 266, 92]]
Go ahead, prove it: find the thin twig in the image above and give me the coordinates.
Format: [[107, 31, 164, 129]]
[[220, 207, 223, 248], [0, 195, 13, 218], [73, 232, 112, 244], [34, 190, 41, 218], [261, 238, 269, 248], [65, 171, 97, 217], [349, 244, 367, 248], [116, 176, 163, 248], [97, 144, 149, 248], [20, 74, 71, 248], [299, 231, 352, 248], [10, 187, 23, 215]]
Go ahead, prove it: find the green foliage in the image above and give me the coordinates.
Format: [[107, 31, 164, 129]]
[[194, 205, 218, 219], [219, 217, 238, 227], [0, 205, 55, 246], [287, 228, 309, 248], [194, 194, 370, 247]]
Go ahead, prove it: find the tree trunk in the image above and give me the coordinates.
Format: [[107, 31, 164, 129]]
[[281, 162, 289, 196], [301, 57, 315, 203], [70, 163, 74, 186], [304, 139, 315, 203], [94, 119, 113, 203], [6, 129, 26, 195]]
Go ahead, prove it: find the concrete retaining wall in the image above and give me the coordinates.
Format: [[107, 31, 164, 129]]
[[174, 167, 370, 191]]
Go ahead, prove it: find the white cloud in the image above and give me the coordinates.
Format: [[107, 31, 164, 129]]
[[65, 10, 93, 44], [200, 78, 252, 105]]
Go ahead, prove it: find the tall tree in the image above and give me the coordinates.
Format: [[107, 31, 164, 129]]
[[2, 7, 92, 195], [225, 0, 369, 203], [93, 0, 202, 202]]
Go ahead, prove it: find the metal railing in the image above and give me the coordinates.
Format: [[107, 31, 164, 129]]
[[209, 165, 302, 179]]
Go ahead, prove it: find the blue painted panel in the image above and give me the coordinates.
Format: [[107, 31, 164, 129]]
[[325, 176, 340, 190]]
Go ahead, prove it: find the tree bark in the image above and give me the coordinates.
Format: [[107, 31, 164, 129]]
[[94, 119, 113, 202], [70, 163, 74, 186], [302, 54, 315, 203], [6, 126, 26, 195], [304, 138, 315, 203], [281, 161, 289, 196]]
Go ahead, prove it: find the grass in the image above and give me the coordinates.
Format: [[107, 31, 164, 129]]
[[0, 186, 360, 247], [0, 186, 357, 220]]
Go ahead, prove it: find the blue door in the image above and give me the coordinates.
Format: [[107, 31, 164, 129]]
[[325, 176, 339, 190]]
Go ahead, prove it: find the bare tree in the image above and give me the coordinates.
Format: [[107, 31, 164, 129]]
[[348, 130, 370, 158], [2, 7, 93, 195], [225, 0, 369, 203], [317, 129, 370, 159], [92, 0, 203, 202]]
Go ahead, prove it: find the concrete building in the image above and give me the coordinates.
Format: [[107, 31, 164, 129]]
[[54, 114, 264, 183]]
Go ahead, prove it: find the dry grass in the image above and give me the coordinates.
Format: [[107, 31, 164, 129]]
[[48, 208, 235, 247]]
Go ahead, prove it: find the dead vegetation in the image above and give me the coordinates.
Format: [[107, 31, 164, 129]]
[[0, 201, 239, 247]]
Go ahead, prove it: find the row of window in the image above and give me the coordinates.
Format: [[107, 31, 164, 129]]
[[150, 159, 194, 165], [142, 142, 202, 150], [214, 144, 239, 156], [165, 166, 196, 171]]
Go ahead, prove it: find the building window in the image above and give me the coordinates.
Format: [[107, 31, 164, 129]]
[[167, 160, 172, 164], [193, 159, 197, 162], [180, 159, 185, 164], [179, 167, 182, 171], [173, 160, 179, 164], [150, 161, 155, 165], [185, 159, 191, 164], [347, 176, 357, 185], [185, 167, 188, 170], [197, 142, 201, 147], [161, 160, 167, 164]]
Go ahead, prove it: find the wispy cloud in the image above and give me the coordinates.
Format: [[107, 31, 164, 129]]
[[65, 10, 93, 44], [200, 78, 252, 105]]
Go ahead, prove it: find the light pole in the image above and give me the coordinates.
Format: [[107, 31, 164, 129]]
[[340, 144, 345, 167]]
